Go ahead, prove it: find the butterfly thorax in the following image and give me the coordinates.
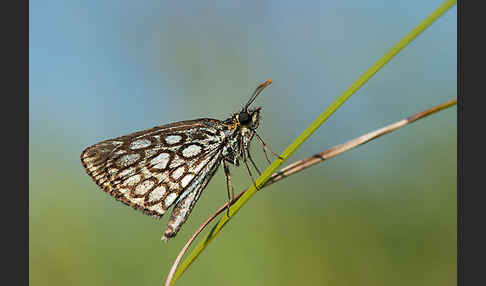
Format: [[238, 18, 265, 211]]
[[221, 107, 261, 166]]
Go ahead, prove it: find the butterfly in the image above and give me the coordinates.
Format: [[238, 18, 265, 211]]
[[80, 79, 275, 241]]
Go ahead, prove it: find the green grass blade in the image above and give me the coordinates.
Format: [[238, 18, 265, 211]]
[[169, 0, 457, 284]]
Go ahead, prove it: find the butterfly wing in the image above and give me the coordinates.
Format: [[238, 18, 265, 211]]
[[81, 118, 226, 238], [163, 150, 222, 240]]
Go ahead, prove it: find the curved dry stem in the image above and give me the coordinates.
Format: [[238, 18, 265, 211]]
[[165, 2, 457, 283], [163, 192, 244, 286], [266, 98, 458, 185], [164, 98, 457, 286]]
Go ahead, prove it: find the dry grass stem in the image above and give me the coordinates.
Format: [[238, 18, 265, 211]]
[[164, 98, 457, 286]]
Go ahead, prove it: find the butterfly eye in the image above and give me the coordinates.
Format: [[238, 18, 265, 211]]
[[238, 111, 251, 125]]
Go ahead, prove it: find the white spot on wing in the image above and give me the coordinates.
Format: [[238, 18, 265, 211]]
[[165, 135, 182, 144], [134, 180, 155, 195], [151, 153, 170, 169], [123, 174, 141, 186], [172, 166, 185, 180], [182, 145, 201, 158], [82, 156, 96, 164], [118, 167, 136, 178], [165, 193, 177, 206], [130, 197, 144, 206], [148, 185, 166, 202], [181, 174, 194, 188], [95, 174, 105, 181], [88, 164, 101, 172], [148, 204, 166, 215], [130, 139, 151, 150], [116, 154, 140, 167]]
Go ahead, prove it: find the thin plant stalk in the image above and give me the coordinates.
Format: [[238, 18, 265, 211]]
[[166, 0, 457, 284], [164, 98, 457, 286]]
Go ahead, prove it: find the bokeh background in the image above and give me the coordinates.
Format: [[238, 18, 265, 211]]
[[30, 1, 457, 285]]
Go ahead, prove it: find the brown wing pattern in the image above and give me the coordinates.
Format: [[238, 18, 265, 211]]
[[80, 119, 225, 221], [163, 151, 223, 240]]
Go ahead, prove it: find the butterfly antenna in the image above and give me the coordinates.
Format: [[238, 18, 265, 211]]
[[244, 79, 272, 110]]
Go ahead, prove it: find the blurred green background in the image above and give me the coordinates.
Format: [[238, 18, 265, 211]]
[[30, 1, 456, 285]]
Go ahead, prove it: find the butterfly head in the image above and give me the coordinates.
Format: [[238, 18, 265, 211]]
[[236, 107, 261, 131], [227, 79, 271, 131]]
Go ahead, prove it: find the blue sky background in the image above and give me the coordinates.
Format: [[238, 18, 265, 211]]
[[30, 1, 456, 285]]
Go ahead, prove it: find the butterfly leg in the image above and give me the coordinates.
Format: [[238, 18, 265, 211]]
[[258, 138, 272, 165], [242, 148, 260, 192], [247, 149, 262, 175], [254, 132, 283, 164], [223, 160, 234, 217]]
